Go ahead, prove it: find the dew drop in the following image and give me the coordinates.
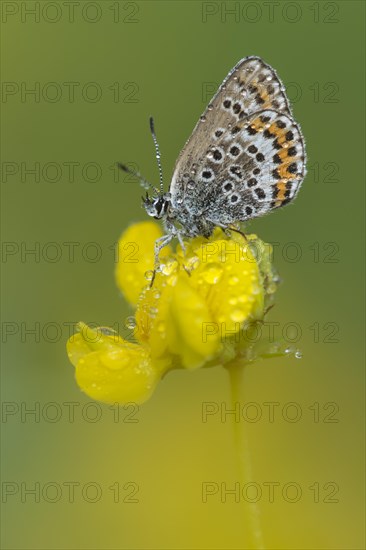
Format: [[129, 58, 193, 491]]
[[125, 318, 136, 330], [149, 306, 158, 317], [144, 270, 154, 281], [230, 309, 246, 323], [229, 275, 239, 285], [186, 256, 200, 270], [200, 115, 206, 122], [161, 260, 178, 276], [201, 263, 223, 284], [295, 350, 303, 359]]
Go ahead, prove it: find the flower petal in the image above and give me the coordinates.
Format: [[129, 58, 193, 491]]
[[67, 323, 166, 404], [115, 221, 172, 305], [186, 231, 264, 329]]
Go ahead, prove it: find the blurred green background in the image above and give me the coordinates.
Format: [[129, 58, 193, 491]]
[[1, 1, 365, 548]]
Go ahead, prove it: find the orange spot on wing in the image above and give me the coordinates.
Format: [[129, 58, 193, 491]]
[[275, 182, 287, 201]]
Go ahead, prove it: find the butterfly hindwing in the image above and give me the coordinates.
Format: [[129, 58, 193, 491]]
[[205, 109, 306, 224]]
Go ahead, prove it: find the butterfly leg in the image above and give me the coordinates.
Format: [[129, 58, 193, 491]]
[[149, 234, 174, 288], [207, 220, 248, 242], [227, 224, 248, 242], [177, 231, 186, 255]]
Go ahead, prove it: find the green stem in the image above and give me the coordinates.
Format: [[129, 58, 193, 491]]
[[227, 362, 265, 550]]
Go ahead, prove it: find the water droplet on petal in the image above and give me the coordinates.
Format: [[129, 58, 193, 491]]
[[201, 263, 223, 284], [186, 256, 200, 271], [251, 285, 261, 295], [125, 318, 136, 330], [144, 270, 154, 281], [295, 350, 303, 359], [230, 309, 246, 323], [229, 275, 239, 285], [161, 260, 178, 276]]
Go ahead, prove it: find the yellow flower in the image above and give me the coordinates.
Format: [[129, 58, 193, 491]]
[[67, 322, 167, 405], [67, 221, 280, 405]]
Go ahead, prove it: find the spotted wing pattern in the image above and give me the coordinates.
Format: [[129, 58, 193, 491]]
[[169, 56, 306, 223]]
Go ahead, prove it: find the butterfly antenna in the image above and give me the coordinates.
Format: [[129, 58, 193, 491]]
[[117, 163, 159, 195], [149, 116, 164, 194]]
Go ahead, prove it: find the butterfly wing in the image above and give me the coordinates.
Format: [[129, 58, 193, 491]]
[[169, 56, 306, 223], [205, 109, 306, 224]]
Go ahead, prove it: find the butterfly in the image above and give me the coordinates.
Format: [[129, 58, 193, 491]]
[[119, 56, 306, 264]]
